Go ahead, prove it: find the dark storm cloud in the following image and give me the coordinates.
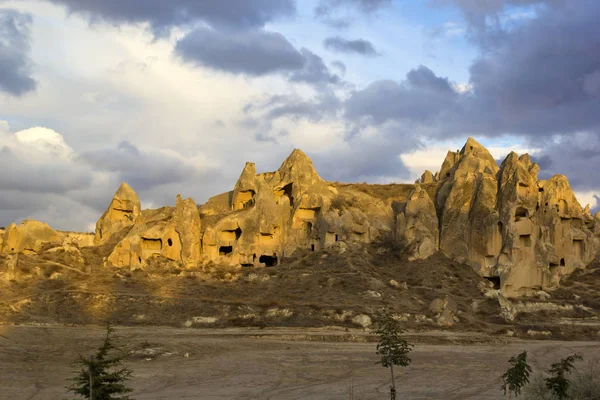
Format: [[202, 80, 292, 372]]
[[175, 28, 305, 76], [0, 9, 36, 96], [262, 90, 342, 121], [323, 37, 379, 56], [312, 124, 420, 182], [462, 1, 600, 136], [44, 0, 295, 33], [82, 141, 203, 191], [347, 1, 600, 137], [290, 49, 340, 84], [531, 132, 600, 192], [433, 0, 552, 17], [315, 0, 391, 28], [175, 29, 340, 84], [316, 0, 391, 15], [0, 146, 91, 193], [345, 66, 458, 125]]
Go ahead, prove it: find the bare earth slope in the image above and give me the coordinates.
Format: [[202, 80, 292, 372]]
[[1, 238, 599, 340]]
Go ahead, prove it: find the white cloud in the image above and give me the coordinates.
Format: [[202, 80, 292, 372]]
[[574, 191, 599, 211], [400, 137, 540, 182], [12, 126, 74, 157], [400, 139, 464, 181], [0, 120, 218, 231]]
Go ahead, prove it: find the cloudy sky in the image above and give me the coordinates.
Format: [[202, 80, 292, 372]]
[[1, 0, 599, 232]]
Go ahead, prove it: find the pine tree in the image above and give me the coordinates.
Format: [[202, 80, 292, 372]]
[[501, 351, 532, 399], [545, 353, 583, 400], [67, 325, 134, 400], [374, 309, 413, 400]]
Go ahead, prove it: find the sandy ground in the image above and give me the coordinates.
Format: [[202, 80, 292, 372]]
[[0, 325, 598, 400]]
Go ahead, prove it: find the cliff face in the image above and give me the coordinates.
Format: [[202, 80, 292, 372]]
[[1, 138, 598, 297]]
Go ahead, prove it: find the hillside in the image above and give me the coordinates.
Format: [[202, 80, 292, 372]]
[[1, 137, 599, 339]]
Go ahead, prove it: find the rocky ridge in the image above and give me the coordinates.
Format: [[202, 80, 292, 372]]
[[1, 138, 599, 298]]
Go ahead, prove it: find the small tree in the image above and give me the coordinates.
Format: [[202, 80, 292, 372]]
[[501, 351, 532, 399], [375, 309, 413, 400], [545, 353, 583, 400], [67, 325, 134, 400]]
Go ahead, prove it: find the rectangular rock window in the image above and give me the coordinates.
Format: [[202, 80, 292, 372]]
[[219, 246, 233, 256], [573, 239, 584, 259], [519, 234, 532, 248]]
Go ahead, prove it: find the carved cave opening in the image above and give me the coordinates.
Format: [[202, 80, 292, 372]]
[[259, 255, 278, 267], [167, 238, 173, 247], [141, 238, 162, 251], [335, 234, 339, 242], [560, 258, 566, 267], [519, 234, 532, 248], [219, 246, 233, 256], [311, 244, 315, 252], [484, 276, 501, 290], [515, 207, 529, 219], [236, 190, 255, 209], [283, 183, 294, 207]]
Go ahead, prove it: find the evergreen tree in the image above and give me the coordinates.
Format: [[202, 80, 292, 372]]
[[545, 353, 583, 400], [67, 325, 134, 400], [374, 309, 413, 400], [501, 351, 532, 399]]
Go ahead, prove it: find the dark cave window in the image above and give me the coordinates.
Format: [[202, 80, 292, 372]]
[[219, 246, 233, 256], [259, 255, 278, 267]]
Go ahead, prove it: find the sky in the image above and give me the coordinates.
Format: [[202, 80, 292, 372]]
[[0, 0, 599, 232]]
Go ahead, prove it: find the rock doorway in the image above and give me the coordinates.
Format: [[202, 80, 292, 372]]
[[519, 234, 532, 248], [259, 255, 278, 267], [484, 276, 501, 290], [515, 207, 529, 220]]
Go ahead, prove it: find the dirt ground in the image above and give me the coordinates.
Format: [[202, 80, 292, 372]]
[[1, 325, 599, 400]]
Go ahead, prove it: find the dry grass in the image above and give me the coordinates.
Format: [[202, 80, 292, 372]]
[[1, 237, 599, 339]]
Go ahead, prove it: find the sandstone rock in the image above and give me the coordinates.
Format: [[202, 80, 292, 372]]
[[436, 309, 456, 327], [364, 290, 382, 298], [175, 195, 201, 267], [1, 220, 63, 254], [3, 139, 597, 300], [429, 296, 458, 314], [95, 182, 141, 245], [352, 314, 372, 328], [417, 170, 435, 184], [397, 186, 439, 260], [498, 293, 516, 322]]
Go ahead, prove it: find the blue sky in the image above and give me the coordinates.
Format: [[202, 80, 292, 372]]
[[0, 0, 599, 231]]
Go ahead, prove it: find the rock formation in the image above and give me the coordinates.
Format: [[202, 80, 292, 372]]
[[1, 220, 64, 254], [1, 138, 598, 297], [94, 182, 141, 245]]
